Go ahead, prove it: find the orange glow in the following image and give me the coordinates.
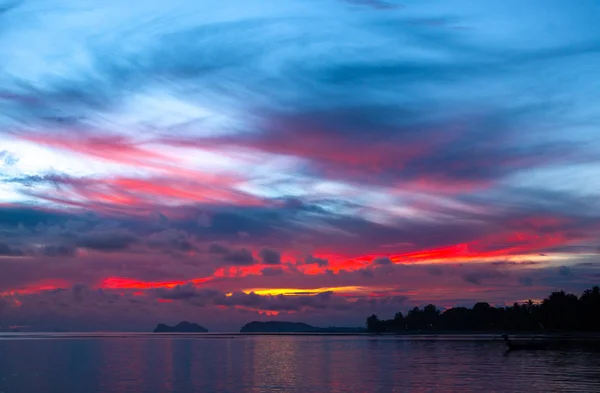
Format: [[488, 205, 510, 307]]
[[214, 265, 270, 278], [0, 279, 70, 296], [298, 265, 326, 275], [101, 276, 212, 290], [299, 226, 571, 273], [258, 310, 280, 316], [393, 243, 470, 261]]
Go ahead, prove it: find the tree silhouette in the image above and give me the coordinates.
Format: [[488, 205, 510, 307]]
[[366, 314, 385, 333], [579, 286, 600, 331], [392, 311, 406, 332], [541, 291, 579, 330], [365, 286, 600, 333]]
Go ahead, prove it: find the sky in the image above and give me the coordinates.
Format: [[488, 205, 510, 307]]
[[1, 0, 600, 332]]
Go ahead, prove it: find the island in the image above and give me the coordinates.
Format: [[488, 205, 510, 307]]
[[240, 321, 366, 333], [153, 321, 208, 333]]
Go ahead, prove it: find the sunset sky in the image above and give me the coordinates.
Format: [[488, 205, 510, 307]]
[[1, 0, 600, 331]]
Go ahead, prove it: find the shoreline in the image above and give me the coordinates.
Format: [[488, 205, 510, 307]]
[[2, 331, 600, 341]]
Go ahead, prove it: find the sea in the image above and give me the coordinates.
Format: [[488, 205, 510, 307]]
[[0, 333, 599, 393]]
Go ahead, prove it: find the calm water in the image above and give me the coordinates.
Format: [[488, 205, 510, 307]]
[[1, 334, 599, 393]]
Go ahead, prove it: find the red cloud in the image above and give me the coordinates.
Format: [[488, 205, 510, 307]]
[[101, 276, 212, 290], [23, 174, 265, 212], [23, 133, 170, 169]]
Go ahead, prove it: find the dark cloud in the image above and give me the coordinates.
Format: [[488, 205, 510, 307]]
[[259, 248, 281, 265], [518, 276, 534, 287], [462, 269, 505, 285], [0, 242, 24, 256], [261, 267, 284, 276], [208, 242, 258, 265], [155, 283, 208, 300], [0, 206, 71, 228], [304, 255, 329, 267], [76, 230, 138, 252], [72, 284, 89, 303], [223, 248, 255, 265], [216, 290, 348, 313], [359, 268, 374, 278], [373, 256, 393, 265], [559, 266, 573, 277], [491, 261, 540, 266], [428, 266, 444, 276], [147, 229, 195, 252], [42, 245, 76, 257], [208, 243, 230, 255], [150, 284, 413, 315]]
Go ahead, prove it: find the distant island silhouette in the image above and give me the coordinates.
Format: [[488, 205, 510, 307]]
[[153, 321, 208, 333], [366, 286, 600, 333], [240, 321, 365, 333]]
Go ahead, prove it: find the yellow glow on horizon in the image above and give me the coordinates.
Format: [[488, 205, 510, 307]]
[[243, 286, 366, 296]]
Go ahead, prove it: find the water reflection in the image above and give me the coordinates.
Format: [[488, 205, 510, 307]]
[[0, 335, 599, 392]]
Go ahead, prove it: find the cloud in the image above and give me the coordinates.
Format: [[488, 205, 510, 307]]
[[518, 276, 534, 287], [186, 104, 592, 195], [76, 230, 138, 252], [0, 242, 24, 257], [41, 245, 77, 257], [305, 255, 329, 267], [223, 248, 255, 265], [559, 266, 573, 277], [214, 290, 354, 313], [373, 256, 393, 265], [461, 269, 506, 285], [152, 284, 353, 313], [261, 267, 284, 276], [153, 283, 215, 300], [491, 261, 540, 266], [208, 243, 256, 265], [72, 283, 89, 303], [0, 150, 18, 166], [428, 266, 444, 276], [147, 229, 195, 252], [208, 243, 230, 255], [259, 248, 281, 265], [6, 165, 262, 211]]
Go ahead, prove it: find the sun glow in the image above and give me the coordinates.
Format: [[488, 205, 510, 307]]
[[243, 286, 366, 296]]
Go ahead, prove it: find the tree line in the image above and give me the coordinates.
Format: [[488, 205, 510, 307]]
[[366, 286, 600, 333]]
